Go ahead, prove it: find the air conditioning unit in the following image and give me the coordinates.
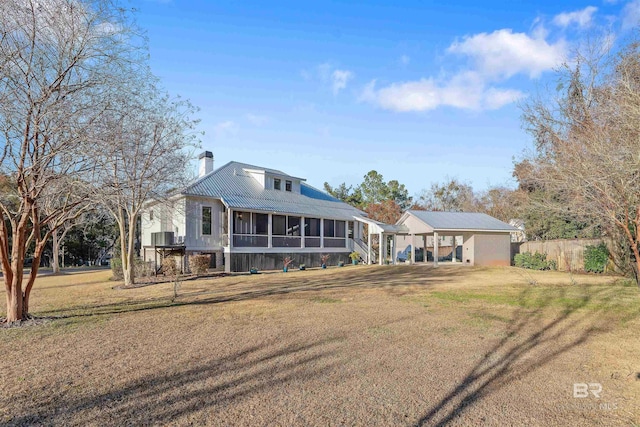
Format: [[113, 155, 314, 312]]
[[151, 232, 175, 246]]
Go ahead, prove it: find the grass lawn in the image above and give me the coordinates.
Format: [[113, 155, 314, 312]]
[[1, 265, 639, 426]]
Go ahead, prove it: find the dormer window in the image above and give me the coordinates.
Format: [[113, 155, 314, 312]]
[[285, 180, 292, 192], [274, 178, 281, 190]]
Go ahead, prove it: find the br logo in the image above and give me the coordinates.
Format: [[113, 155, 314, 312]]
[[573, 383, 602, 398]]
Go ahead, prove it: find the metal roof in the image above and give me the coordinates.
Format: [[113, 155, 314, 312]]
[[355, 216, 410, 234], [182, 161, 364, 220], [405, 210, 517, 232]]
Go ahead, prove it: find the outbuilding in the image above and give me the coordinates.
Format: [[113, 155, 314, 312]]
[[396, 211, 517, 267]]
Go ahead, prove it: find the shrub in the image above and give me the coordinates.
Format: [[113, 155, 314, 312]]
[[110, 256, 123, 280], [514, 252, 556, 270], [584, 243, 609, 273], [111, 257, 154, 280], [161, 257, 178, 276], [189, 254, 210, 275], [134, 258, 154, 278]]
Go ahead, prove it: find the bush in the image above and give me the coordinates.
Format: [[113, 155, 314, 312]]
[[110, 256, 123, 280], [584, 243, 609, 273], [134, 258, 154, 278], [514, 252, 556, 270], [161, 257, 178, 276], [111, 256, 154, 280], [189, 254, 210, 275]]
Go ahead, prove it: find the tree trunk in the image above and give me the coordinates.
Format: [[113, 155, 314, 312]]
[[5, 215, 28, 322], [52, 230, 60, 274], [632, 250, 640, 288], [6, 266, 23, 323]]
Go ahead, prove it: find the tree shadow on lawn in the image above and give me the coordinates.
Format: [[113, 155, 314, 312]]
[[4, 335, 344, 426], [5, 313, 418, 426], [37, 266, 469, 320], [414, 284, 637, 426]]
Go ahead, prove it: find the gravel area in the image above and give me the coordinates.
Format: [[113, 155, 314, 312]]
[[0, 266, 638, 426]]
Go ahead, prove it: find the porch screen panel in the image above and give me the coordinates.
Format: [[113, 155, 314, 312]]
[[304, 218, 321, 247], [323, 219, 334, 237], [252, 213, 268, 235], [233, 211, 251, 234], [273, 215, 302, 247], [233, 211, 267, 247], [273, 215, 286, 235], [321, 219, 346, 247], [305, 218, 320, 236], [287, 216, 301, 236]]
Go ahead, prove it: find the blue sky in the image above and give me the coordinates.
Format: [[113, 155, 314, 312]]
[[136, 0, 639, 198]]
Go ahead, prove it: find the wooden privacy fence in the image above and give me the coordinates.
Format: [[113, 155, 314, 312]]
[[514, 239, 608, 272]]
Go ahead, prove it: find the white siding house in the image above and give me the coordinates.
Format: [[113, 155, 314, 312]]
[[141, 151, 368, 272]]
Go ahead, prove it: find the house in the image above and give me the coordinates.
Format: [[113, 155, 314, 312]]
[[394, 210, 517, 266], [140, 151, 371, 272]]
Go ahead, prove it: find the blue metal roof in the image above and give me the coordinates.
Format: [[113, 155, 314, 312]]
[[182, 161, 364, 220]]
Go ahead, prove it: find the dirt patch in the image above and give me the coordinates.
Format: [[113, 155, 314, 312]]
[[1, 316, 53, 328]]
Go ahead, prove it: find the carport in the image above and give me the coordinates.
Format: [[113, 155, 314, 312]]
[[396, 211, 517, 267]]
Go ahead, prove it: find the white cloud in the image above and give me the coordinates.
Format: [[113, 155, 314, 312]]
[[400, 55, 411, 65], [362, 28, 563, 112], [360, 72, 524, 112], [553, 6, 598, 28], [622, 0, 640, 30], [213, 121, 238, 138], [246, 114, 269, 126], [331, 69, 354, 95], [303, 63, 355, 94], [448, 29, 566, 79]]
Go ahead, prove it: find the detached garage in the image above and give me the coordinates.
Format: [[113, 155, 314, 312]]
[[396, 211, 516, 267]]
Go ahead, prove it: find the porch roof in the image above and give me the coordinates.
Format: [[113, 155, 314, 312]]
[[354, 216, 410, 234]]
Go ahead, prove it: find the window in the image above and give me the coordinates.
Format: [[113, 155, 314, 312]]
[[149, 210, 154, 221], [285, 180, 292, 192], [274, 178, 281, 190], [335, 220, 346, 238], [202, 207, 212, 235]]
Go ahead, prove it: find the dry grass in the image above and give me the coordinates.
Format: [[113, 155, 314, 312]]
[[1, 265, 639, 426]]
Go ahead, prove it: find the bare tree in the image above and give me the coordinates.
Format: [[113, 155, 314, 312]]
[[415, 178, 478, 212], [0, 0, 140, 322], [40, 179, 92, 274], [521, 38, 640, 283], [93, 81, 199, 287]]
